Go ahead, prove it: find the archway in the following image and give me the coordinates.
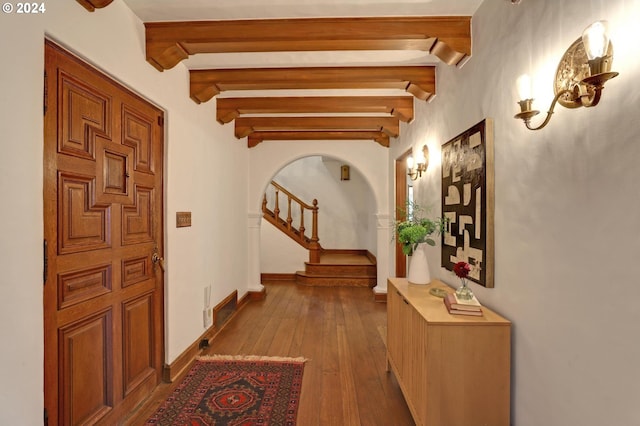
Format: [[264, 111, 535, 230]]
[[260, 155, 378, 275], [246, 140, 392, 296]]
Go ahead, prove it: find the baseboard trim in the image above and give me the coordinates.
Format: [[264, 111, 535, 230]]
[[163, 288, 259, 383], [261, 273, 296, 283], [373, 291, 387, 303], [241, 287, 267, 307], [162, 323, 217, 383], [365, 250, 377, 264]]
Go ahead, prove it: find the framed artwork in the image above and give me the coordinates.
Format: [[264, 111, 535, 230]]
[[441, 118, 494, 287]]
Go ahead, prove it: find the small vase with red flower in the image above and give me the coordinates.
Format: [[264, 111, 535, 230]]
[[453, 261, 474, 301]]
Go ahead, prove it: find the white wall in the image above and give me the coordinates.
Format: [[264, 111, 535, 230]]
[[390, 0, 640, 425], [260, 155, 378, 273], [6, 1, 638, 424], [0, 2, 248, 424], [260, 221, 309, 273], [0, 10, 45, 426], [266, 155, 376, 248], [248, 140, 391, 290], [260, 155, 377, 273]]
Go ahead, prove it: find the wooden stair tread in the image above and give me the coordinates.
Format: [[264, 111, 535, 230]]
[[262, 182, 374, 288], [296, 249, 377, 288], [295, 273, 375, 288], [296, 271, 375, 278], [318, 254, 373, 265]]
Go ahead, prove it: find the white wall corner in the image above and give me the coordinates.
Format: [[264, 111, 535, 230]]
[[373, 213, 392, 293], [247, 212, 264, 292]]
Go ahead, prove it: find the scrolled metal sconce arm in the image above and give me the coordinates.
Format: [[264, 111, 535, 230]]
[[514, 89, 572, 131], [514, 21, 619, 131]]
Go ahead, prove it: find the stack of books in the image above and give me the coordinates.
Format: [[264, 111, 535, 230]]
[[443, 293, 483, 316]]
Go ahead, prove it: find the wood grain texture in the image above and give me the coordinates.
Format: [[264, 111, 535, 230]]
[[216, 96, 414, 124], [124, 281, 414, 425], [190, 66, 436, 103], [44, 40, 165, 425], [247, 130, 391, 148], [235, 116, 400, 138], [145, 17, 471, 71], [387, 278, 511, 426], [236, 115, 400, 147], [76, 0, 114, 12]]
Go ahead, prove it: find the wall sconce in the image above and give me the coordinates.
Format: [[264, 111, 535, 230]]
[[407, 145, 429, 181], [514, 20, 619, 130]]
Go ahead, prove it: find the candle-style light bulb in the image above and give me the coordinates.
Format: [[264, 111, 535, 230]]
[[516, 74, 532, 101], [406, 155, 414, 170], [582, 20, 609, 60]]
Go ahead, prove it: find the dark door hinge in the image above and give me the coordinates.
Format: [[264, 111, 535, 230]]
[[43, 70, 48, 115], [158, 115, 164, 126]]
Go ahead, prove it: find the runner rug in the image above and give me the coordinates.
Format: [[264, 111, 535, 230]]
[[146, 355, 307, 426]]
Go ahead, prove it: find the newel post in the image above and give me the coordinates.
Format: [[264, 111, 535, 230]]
[[308, 199, 321, 263]]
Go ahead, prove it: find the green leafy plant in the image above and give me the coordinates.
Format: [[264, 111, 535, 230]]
[[395, 202, 446, 256]]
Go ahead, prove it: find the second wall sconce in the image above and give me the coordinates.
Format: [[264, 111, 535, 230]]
[[407, 145, 429, 181], [514, 20, 619, 130]]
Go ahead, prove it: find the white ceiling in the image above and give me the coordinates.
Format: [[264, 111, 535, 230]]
[[123, 0, 484, 22]]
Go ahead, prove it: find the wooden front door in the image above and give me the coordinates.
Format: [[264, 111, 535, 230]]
[[43, 40, 165, 425]]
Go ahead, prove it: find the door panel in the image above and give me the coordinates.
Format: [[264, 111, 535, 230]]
[[57, 263, 112, 309], [122, 106, 155, 173], [122, 292, 155, 397], [58, 171, 111, 253], [59, 309, 113, 425], [122, 186, 154, 245], [59, 71, 111, 160], [44, 40, 164, 425]]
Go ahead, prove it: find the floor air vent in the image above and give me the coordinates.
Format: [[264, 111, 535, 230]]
[[213, 291, 237, 329]]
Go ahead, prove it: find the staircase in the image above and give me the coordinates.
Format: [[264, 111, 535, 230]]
[[296, 249, 377, 287], [262, 181, 377, 287]]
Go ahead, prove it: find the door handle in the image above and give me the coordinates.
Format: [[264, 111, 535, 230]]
[[152, 248, 165, 271]]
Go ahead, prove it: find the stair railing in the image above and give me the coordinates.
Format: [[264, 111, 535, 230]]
[[262, 181, 321, 263]]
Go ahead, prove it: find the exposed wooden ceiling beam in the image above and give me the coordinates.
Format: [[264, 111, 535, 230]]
[[191, 66, 435, 104], [145, 17, 471, 71], [247, 131, 390, 148], [234, 116, 400, 140], [74, 9, 467, 145], [216, 96, 414, 124], [76, 0, 113, 11]]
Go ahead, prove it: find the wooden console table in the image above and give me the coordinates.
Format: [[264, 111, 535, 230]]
[[387, 278, 511, 426]]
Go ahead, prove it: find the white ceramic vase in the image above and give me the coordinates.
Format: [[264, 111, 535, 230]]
[[407, 243, 431, 285]]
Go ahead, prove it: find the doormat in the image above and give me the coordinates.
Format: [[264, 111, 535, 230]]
[[146, 355, 307, 425]]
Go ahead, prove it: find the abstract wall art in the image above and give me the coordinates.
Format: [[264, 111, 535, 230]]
[[441, 119, 494, 287]]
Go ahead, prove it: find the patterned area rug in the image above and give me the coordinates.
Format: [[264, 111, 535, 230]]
[[146, 355, 306, 426]]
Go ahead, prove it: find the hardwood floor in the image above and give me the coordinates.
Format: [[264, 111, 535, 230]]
[[124, 281, 414, 425]]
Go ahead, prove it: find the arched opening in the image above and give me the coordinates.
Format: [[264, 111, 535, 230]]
[[246, 141, 392, 295], [259, 154, 378, 275]]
